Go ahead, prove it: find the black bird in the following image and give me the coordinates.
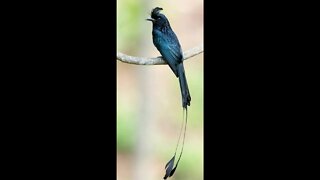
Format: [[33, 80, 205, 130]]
[[147, 7, 190, 179], [146, 7, 191, 109]]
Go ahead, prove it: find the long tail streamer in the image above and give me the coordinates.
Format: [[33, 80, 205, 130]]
[[163, 108, 188, 179]]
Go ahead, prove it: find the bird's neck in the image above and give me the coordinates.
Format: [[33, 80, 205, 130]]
[[154, 24, 172, 33]]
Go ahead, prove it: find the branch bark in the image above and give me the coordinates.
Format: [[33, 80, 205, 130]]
[[117, 44, 203, 65]]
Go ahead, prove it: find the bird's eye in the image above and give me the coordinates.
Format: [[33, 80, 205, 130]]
[[157, 17, 160, 20]]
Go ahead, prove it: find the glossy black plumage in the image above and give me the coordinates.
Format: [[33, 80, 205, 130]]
[[147, 7, 191, 109], [147, 7, 191, 179]]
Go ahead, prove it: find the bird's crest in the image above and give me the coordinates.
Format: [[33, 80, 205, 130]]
[[151, 7, 163, 19]]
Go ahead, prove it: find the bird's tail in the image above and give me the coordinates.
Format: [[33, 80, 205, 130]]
[[178, 63, 191, 108], [163, 108, 188, 179], [163, 63, 191, 179]]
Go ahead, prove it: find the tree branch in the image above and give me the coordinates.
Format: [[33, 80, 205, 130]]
[[117, 44, 203, 65]]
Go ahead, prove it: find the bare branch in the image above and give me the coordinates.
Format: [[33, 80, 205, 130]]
[[117, 44, 203, 65]]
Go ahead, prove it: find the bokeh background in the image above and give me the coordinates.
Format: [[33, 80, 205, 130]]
[[117, 0, 203, 179]]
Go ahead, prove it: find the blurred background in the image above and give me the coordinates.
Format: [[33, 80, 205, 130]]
[[117, 0, 203, 179]]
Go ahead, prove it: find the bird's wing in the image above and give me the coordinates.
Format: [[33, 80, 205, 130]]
[[153, 31, 183, 77], [160, 45, 181, 77], [166, 31, 183, 62]]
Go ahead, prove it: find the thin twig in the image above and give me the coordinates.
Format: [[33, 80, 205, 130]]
[[117, 44, 203, 65]]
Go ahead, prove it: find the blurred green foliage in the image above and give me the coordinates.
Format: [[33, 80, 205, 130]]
[[117, 0, 142, 51], [116, 96, 137, 152], [117, 0, 142, 153]]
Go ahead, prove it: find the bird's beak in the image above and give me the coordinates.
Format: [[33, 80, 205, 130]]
[[146, 18, 155, 22]]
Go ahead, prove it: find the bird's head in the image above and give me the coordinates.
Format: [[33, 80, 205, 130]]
[[146, 7, 170, 28]]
